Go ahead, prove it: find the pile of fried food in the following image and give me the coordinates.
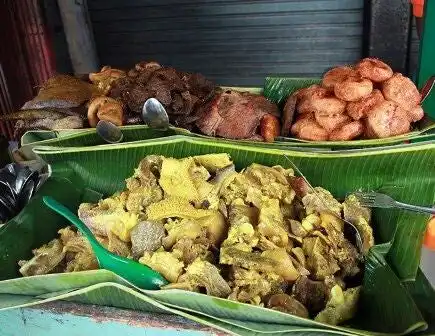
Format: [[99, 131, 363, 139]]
[[19, 154, 374, 325], [284, 58, 424, 141]]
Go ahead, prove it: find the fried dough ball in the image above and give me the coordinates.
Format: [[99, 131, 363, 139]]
[[322, 66, 356, 90], [334, 75, 373, 102], [291, 114, 329, 141], [366, 100, 411, 138], [408, 105, 424, 122], [346, 89, 385, 120], [382, 73, 421, 111], [314, 112, 350, 133], [296, 85, 327, 114], [355, 58, 393, 82], [329, 121, 364, 141], [310, 91, 347, 116]]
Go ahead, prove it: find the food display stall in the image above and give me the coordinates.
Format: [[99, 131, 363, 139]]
[[0, 1, 434, 335]]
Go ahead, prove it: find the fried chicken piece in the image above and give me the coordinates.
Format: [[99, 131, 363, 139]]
[[346, 89, 385, 120], [291, 114, 329, 141], [382, 73, 420, 111], [329, 120, 364, 141], [366, 100, 411, 138]]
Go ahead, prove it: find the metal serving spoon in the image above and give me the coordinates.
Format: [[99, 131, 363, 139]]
[[283, 155, 364, 255], [96, 98, 169, 144], [96, 120, 124, 144], [142, 98, 170, 130], [43, 196, 168, 290]]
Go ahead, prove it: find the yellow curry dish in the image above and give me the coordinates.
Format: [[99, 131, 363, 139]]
[[19, 153, 374, 325]]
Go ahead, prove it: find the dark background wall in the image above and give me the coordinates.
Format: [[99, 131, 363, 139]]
[[39, 0, 421, 85], [86, 0, 365, 86]]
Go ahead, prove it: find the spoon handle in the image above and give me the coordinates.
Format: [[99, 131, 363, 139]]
[[43, 196, 104, 251]]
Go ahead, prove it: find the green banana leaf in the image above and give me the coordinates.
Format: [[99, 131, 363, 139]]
[[18, 125, 435, 167], [263, 77, 321, 105], [0, 281, 367, 336], [263, 77, 435, 147], [0, 138, 434, 335]]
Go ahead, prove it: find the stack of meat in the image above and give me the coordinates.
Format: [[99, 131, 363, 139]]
[[90, 61, 281, 141], [108, 61, 216, 129], [284, 58, 424, 141]]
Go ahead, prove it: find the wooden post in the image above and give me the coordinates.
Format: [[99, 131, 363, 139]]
[[57, 0, 99, 75]]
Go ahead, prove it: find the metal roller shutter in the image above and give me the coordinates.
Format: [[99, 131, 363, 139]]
[[88, 0, 364, 86]]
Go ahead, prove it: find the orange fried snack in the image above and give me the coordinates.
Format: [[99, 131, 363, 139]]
[[355, 58, 393, 82], [365, 100, 410, 138], [291, 114, 329, 141], [329, 121, 364, 141], [334, 75, 373, 102], [382, 73, 421, 111], [322, 66, 356, 90], [347, 89, 385, 120]]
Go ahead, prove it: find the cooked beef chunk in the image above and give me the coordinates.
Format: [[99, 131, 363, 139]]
[[195, 90, 279, 139]]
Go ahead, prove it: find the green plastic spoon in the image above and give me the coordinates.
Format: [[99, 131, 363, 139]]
[[43, 196, 168, 290]]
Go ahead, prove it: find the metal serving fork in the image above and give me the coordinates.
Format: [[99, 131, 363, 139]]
[[353, 192, 435, 215]]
